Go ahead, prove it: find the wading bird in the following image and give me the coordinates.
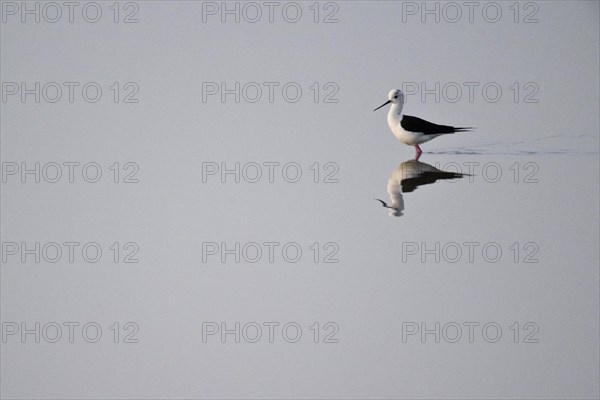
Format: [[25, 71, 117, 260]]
[[374, 89, 473, 159]]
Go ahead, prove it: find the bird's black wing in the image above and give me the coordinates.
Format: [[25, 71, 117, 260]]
[[401, 115, 471, 135]]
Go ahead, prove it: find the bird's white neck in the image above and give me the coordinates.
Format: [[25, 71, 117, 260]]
[[387, 102, 404, 126]]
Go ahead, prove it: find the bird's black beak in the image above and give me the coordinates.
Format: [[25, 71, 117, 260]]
[[373, 100, 391, 112]]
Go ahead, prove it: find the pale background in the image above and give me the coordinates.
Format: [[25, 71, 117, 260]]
[[1, 1, 599, 399]]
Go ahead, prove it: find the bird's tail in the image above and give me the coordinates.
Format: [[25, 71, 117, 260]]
[[454, 127, 474, 132]]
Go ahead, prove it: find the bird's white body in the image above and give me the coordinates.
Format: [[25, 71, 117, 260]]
[[386, 102, 442, 146]]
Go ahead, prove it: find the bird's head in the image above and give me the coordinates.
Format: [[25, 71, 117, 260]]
[[388, 89, 404, 104], [373, 89, 404, 111]]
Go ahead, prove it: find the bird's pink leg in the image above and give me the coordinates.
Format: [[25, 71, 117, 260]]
[[415, 145, 423, 160]]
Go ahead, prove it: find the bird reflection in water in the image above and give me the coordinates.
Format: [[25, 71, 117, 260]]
[[376, 159, 467, 217]]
